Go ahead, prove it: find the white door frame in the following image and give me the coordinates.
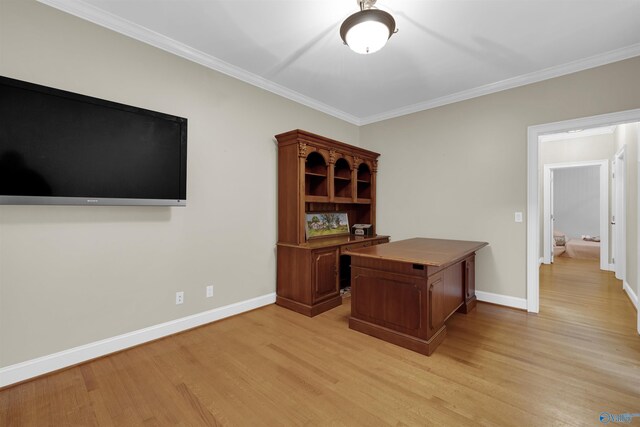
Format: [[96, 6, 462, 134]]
[[527, 108, 640, 317], [550, 168, 555, 264], [612, 147, 626, 281], [637, 124, 640, 335], [542, 160, 609, 270]]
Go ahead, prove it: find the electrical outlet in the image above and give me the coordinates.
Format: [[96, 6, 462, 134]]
[[176, 291, 184, 305], [515, 212, 523, 223], [206, 285, 213, 298]]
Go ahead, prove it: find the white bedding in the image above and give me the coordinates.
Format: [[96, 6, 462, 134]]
[[564, 239, 600, 259]]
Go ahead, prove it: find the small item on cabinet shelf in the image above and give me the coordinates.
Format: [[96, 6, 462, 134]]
[[352, 224, 373, 236]]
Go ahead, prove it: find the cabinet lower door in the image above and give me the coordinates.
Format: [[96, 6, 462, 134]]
[[311, 248, 339, 303]]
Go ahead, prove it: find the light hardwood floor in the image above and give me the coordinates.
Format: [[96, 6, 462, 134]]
[[1, 257, 639, 426]]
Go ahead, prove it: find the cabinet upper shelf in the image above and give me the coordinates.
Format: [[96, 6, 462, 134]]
[[276, 129, 380, 245], [305, 171, 327, 178]]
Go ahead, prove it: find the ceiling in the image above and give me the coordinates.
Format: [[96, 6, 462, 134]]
[[39, 0, 640, 125]]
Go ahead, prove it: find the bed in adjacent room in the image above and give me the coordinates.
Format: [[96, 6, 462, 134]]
[[554, 231, 600, 260], [564, 238, 600, 259], [553, 230, 566, 257]]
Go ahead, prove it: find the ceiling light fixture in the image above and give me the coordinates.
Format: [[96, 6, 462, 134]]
[[340, 0, 397, 54]]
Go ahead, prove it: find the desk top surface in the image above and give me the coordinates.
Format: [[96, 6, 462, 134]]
[[348, 238, 488, 267]]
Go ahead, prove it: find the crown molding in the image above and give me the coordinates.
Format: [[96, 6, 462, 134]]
[[359, 43, 640, 125], [36, 0, 362, 125], [36, 0, 640, 127]]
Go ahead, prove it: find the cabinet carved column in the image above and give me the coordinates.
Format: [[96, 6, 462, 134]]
[[297, 141, 308, 244], [328, 149, 336, 203], [351, 156, 361, 203], [371, 159, 378, 235]]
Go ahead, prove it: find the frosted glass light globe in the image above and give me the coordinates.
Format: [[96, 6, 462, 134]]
[[340, 8, 396, 55], [345, 20, 390, 54]]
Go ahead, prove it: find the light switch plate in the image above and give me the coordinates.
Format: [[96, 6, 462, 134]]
[[515, 212, 523, 223]]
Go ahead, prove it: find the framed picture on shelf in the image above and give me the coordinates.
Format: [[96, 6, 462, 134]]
[[305, 212, 350, 239]]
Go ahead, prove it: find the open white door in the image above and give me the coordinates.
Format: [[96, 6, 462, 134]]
[[612, 159, 616, 274], [550, 170, 555, 263], [542, 165, 554, 264], [637, 125, 640, 335], [612, 148, 626, 281]]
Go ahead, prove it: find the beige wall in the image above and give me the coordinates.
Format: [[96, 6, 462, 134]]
[[614, 123, 639, 299], [540, 134, 616, 164], [360, 57, 640, 299], [538, 134, 615, 258], [0, 0, 359, 367]]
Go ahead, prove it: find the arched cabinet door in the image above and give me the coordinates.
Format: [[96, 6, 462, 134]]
[[311, 248, 339, 303]]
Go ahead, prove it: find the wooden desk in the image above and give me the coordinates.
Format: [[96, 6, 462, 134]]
[[348, 238, 488, 355], [277, 234, 390, 317]]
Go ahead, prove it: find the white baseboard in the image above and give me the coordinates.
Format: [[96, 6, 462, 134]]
[[0, 292, 276, 388], [476, 290, 528, 310], [623, 281, 638, 310], [608, 263, 616, 271], [538, 257, 544, 266]]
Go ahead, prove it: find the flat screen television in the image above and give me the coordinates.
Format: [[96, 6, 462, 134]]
[[0, 76, 187, 206]]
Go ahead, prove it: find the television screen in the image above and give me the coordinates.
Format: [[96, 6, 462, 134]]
[[0, 76, 187, 206]]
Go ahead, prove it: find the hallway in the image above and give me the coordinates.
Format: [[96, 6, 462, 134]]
[[540, 257, 636, 334]]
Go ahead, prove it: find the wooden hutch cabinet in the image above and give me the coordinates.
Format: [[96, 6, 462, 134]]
[[275, 129, 389, 317]]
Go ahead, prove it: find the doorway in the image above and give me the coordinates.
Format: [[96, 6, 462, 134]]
[[542, 160, 609, 270], [527, 108, 640, 336]]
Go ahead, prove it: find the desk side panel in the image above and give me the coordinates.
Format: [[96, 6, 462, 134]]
[[277, 143, 300, 244], [277, 246, 311, 304], [443, 261, 465, 315], [351, 266, 426, 338]]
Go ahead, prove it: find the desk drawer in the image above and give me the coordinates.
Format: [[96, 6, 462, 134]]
[[341, 239, 384, 254], [342, 241, 371, 253]]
